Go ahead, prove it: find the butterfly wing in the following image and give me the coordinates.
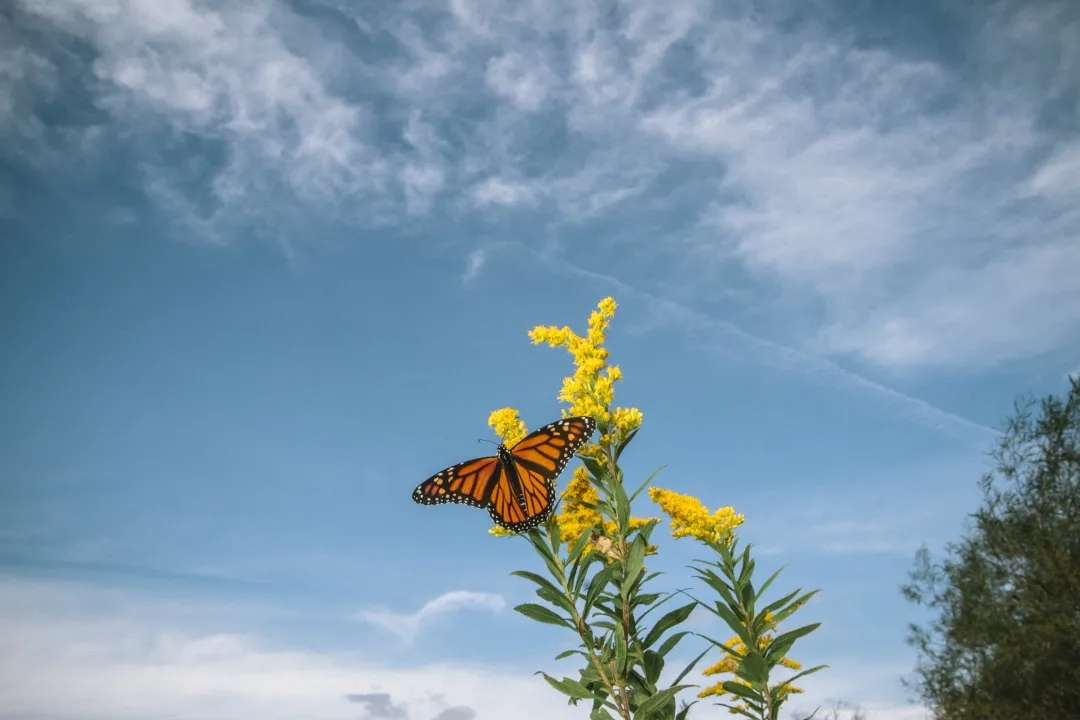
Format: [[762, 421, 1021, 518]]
[[509, 416, 597, 479], [486, 461, 539, 531], [414, 416, 596, 533], [490, 458, 557, 532], [412, 456, 500, 508]]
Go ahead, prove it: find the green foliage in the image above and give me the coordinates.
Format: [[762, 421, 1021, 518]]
[[694, 541, 825, 720], [903, 378, 1080, 720], [512, 431, 822, 719], [512, 445, 699, 720]]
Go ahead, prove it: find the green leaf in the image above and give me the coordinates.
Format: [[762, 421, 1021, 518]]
[[675, 700, 699, 720], [614, 427, 638, 461], [722, 681, 762, 703], [695, 568, 740, 609], [758, 588, 800, 623], [567, 528, 593, 565], [765, 622, 821, 662], [554, 649, 584, 660], [536, 585, 575, 614], [657, 630, 689, 658], [526, 530, 565, 581], [514, 603, 572, 628], [642, 601, 696, 648], [538, 672, 594, 700], [633, 592, 662, 608], [755, 566, 785, 604], [584, 563, 618, 617], [694, 632, 744, 660], [643, 649, 664, 686], [581, 456, 607, 481], [771, 590, 818, 625], [716, 701, 763, 719], [622, 536, 647, 595], [590, 708, 616, 720], [737, 556, 755, 589], [776, 663, 829, 688], [711, 601, 754, 648], [740, 580, 756, 617], [672, 646, 710, 686], [635, 685, 691, 718], [739, 650, 769, 687], [548, 514, 562, 553], [614, 482, 631, 534], [572, 553, 599, 598], [636, 589, 678, 622], [511, 571, 564, 600]]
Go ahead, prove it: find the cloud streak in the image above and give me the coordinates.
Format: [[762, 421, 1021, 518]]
[[354, 590, 506, 644]]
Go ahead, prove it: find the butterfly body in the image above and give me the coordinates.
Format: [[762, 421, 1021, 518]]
[[412, 417, 595, 532]]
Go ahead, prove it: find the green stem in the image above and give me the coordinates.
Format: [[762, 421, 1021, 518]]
[[606, 440, 635, 720], [553, 541, 627, 719]]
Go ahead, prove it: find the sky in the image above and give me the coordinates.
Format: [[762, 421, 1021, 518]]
[[1, 0, 1079, 718]]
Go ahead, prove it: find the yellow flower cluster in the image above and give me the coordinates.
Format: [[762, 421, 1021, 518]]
[[612, 406, 643, 434], [648, 487, 744, 545], [556, 468, 603, 542], [698, 616, 802, 701], [529, 297, 642, 442], [698, 678, 803, 703], [487, 407, 528, 447], [554, 468, 657, 555]]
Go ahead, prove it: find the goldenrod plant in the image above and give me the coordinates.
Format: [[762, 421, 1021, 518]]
[[487, 298, 823, 719]]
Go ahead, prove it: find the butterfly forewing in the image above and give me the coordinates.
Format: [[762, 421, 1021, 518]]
[[510, 417, 596, 478], [412, 456, 500, 508]]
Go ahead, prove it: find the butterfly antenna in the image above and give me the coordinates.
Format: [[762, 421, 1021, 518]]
[[477, 438, 499, 447]]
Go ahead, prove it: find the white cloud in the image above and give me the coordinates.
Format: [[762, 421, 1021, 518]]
[[485, 52, 554, 111], [10, 0, 1080, 367], [804, 519, 919, 557], [15, 0, 390, 232], [462, 248, 487, 283], [520, 244, 997, 442], [469, 177, 537, 208], [1024, 140, 1080, 202], [354, 590, 506, 644], [637, 8, 1078, 368], [0, 578, 567, 720]]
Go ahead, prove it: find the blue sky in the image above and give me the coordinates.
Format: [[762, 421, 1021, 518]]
[[2, 0, 1079, 718]]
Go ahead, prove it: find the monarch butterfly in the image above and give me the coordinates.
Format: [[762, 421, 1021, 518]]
[[412, 416, 596, 532]]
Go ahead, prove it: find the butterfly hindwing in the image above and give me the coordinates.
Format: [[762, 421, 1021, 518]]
[[487, 462, 530, 530], [503, 459, 558, 531]]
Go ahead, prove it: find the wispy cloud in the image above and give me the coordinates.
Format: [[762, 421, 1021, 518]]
[[468, 177, 537, 208], [0, 578, 565, 720], [8, 0, 1079, 368], [805, 519, 919, 557], [354, 590, 506, 644], [461, 248, 487, 284], [513, 244, 998, 443]]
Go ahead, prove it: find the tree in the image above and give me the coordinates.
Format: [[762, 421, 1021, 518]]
[[903, 378, 1080, 719]]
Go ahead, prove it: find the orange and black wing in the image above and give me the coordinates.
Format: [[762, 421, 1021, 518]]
[[492, 459, 557, 532], [413, 416, 595, 533], [412, 456, 501, 508], [486, 461, 548, 532], [509, 416, 596, 481]]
